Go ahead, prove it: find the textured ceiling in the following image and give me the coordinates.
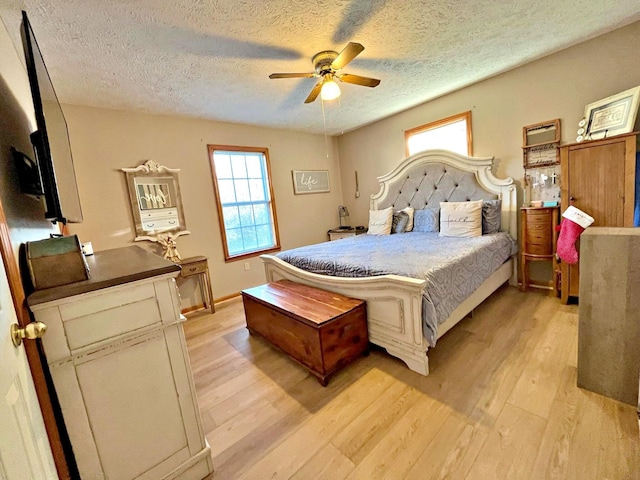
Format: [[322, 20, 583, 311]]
[[2, 0, 640, 135]]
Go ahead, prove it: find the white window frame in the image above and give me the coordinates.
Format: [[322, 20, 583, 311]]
[[405, 111, 473, 157], [208, 145, 281, 261]]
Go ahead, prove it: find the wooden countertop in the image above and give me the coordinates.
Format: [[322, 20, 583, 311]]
[[27, 245, 180, 306]]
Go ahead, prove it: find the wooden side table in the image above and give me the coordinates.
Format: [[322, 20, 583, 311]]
[[179, 256, 215, 314], [520, 206, 559, 294]]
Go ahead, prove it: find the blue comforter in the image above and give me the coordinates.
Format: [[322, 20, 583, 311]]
[[276, 232, 517, 346]]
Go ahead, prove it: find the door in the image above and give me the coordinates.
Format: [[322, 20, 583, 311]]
[[0, 252, 57, 479]]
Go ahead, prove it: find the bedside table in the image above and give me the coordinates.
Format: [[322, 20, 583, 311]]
[[178, 256, 215, 314], [520, 206, 559, 294], [327, 227, 366, 241]]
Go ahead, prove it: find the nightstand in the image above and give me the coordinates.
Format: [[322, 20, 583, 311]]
[[327, 227, 366, 241], [178, 256, 215, 314], [520, 206, 559, 294]]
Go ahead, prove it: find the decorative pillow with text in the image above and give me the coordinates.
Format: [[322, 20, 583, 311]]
[[439, 200, 482, 237], [367, 207, 393, 235]]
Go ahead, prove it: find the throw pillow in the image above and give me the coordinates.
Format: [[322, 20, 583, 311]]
[[367, 207, 393, 235], [482, 199, 502, 234], [413, 207, 440, 232], [391, 211, 410, 233], [439, 200, 482, 237], [400, 207, 415, 231]]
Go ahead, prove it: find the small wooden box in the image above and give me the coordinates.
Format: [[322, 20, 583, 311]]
[[241, 280, 368, 386]]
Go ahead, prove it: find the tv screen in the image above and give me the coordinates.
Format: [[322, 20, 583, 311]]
[[21, 11, 83, 224]]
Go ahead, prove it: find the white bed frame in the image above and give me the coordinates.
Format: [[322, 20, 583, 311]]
[[261, 150, 517, 376]]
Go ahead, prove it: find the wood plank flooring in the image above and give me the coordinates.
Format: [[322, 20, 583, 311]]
[[183, 286, 640, 480]]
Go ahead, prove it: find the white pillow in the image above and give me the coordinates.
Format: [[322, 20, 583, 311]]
[[439, 200, 482, 237], [367, 207, 393, 235], [400, 207, 415, 231]]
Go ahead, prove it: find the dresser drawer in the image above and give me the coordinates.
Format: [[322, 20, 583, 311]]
[[525, 226, 552, 241], [525, 212, 552, 226], [526, 241, 553, 256], [180, 261, 206, 277], [56, 283, 161, 351]]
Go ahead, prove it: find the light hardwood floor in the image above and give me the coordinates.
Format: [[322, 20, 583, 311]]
[[183, 285, 640, 480]]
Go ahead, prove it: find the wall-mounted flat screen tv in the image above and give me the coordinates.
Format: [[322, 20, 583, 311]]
[[20, 10, 83, 223]]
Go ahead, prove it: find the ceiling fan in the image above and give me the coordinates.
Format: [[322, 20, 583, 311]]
[[269, 42, 381, 103]]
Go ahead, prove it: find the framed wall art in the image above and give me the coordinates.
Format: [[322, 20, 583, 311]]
[[584, 86, 640, 140], [292, 170, 330, 194]]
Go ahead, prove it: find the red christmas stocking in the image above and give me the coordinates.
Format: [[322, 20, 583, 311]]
[[556, 206, 594, 264]]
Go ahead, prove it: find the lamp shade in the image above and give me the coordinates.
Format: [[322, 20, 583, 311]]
[[321, 78, 341, 101]]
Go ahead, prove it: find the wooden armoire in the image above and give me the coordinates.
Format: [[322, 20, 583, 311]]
[[559, 132, 638, 303]]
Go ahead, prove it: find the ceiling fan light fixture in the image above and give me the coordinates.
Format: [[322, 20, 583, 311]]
[[269, 43, 379, 104], [320, 77, 341, 101]]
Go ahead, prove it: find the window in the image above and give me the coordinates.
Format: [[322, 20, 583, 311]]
[[405, 111, 472, 157], [208, 145, 280, 261]]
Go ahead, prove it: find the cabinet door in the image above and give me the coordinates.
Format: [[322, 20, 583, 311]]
[[568, 141, 627, 226], [72, 332, 191, 480], [563, 139, 629, 299], [39, 277, 212, 480]]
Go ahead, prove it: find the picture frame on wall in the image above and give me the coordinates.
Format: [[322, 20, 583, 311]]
[[584, 86, 640, 140], [292, 170, 330, 194]]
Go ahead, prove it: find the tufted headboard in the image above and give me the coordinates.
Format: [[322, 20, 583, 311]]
[[370, 149, 517, 240]]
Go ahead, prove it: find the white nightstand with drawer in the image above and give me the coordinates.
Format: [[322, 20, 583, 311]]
[[327, 227, 366, 241]]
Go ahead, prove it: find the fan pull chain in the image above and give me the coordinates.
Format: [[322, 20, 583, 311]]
[[321, 98, 329, 158]]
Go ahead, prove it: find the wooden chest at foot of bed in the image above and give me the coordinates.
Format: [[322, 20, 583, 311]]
[[241, 280, 368, 386]]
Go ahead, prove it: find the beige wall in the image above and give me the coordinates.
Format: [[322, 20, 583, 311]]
[[63, 105, 342, 300], [9, 18, 639, 300], [336, 21, 640, 284], [337, 21, 640, 228]]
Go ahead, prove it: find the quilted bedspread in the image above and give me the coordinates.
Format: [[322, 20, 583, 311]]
[[276, 231, 517, 346]]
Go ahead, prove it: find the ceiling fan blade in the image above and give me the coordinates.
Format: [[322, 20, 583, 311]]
[[304, 82, 323, 103], [338, 73, 381, 87], [269, 73, 315, 79], [330, 42, 364, 70]]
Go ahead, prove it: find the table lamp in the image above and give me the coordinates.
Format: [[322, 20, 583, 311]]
[[338, 205, 350, 229]]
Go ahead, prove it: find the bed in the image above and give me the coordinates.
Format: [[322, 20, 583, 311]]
[[261, 149, 517, 376]]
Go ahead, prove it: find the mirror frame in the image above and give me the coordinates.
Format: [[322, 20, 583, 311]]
[[122, 160, 189, 243], [522, 119, 560, 148]]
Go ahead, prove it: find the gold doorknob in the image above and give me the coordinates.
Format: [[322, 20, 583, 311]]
[[11, 322, 47, 347]]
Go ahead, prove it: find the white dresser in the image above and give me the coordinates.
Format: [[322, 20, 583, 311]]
[[28, 246, 213, 480]]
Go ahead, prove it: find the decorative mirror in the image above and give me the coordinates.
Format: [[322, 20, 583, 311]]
[[522, 119, 561, 169], [122, 160, 189, 261]]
